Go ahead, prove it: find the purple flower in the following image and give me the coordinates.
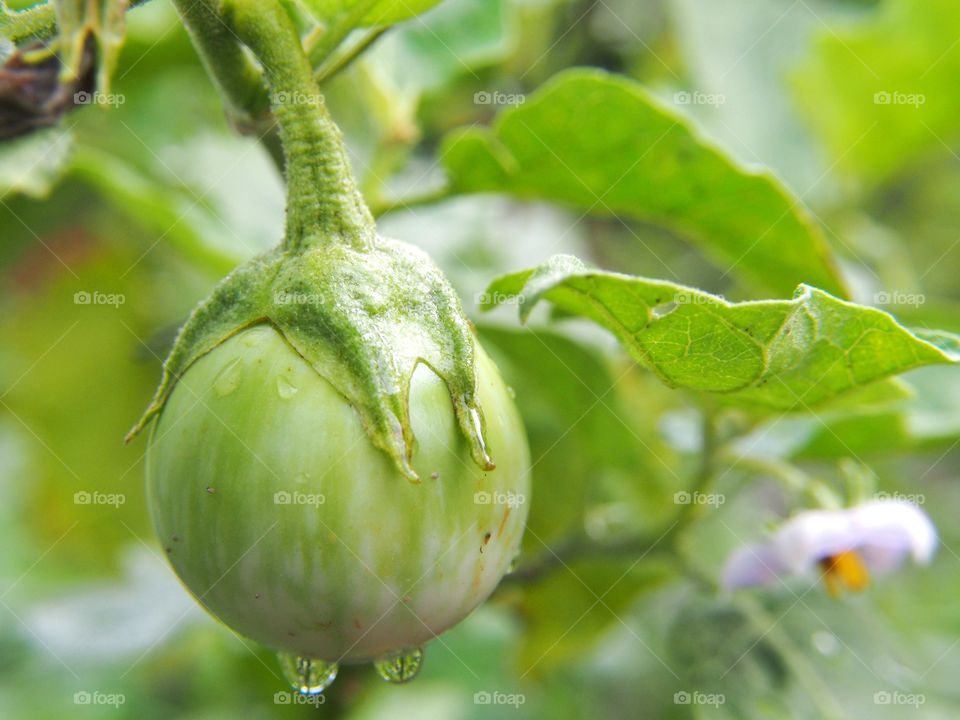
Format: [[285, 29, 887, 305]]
[[723, 500, 936, 595]]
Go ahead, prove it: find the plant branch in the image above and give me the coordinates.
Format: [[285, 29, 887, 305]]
[[304, 0, 382, 70], [171, 0, 270, 133], [218, 0, 375, 249], [371, 185, 455, 216], [315, 25, 388, 84]]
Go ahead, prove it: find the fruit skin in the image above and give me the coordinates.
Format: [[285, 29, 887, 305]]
[[146, 323, 529, 662]]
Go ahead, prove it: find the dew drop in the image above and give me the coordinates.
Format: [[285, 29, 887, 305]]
[[466, 406, 493, 468], [214, 358, 242, 397], [293, 472, 309, 485], [276, 375, 299, 399], [373, 647, 424, 684], [277, 653, 338, 694], [506, 385, 517, 400]]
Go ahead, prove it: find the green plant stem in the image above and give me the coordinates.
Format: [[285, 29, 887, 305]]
[[315, 26, 388, 84], [219, 0, 375, 250], [170, 0, 270, 133]]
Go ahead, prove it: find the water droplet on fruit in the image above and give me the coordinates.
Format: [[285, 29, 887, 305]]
[[374, 647, 424, 684], [506, 385, 516, 399], [278, 653, 338, 694], [276, 375, 299, 399], [467, 406, 494, 468], [214, 358, 242, 396]]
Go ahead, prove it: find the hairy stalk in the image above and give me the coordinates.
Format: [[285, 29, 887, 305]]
[[219, 0, 375, 250]]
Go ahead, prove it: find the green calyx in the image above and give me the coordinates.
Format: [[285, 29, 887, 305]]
[[127, 0, 494, 481]]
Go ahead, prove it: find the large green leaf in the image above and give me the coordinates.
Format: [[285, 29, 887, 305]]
[[442, 69, 846, 298], [484, 254, 960, 410], [793, 0, 960, 189]]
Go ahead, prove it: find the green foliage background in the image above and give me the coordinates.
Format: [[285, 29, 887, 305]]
[[1, 0, 960, 718]]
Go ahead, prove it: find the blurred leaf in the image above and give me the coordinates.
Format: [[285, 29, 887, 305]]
[[515, 556, 672, 674], [303, 0, 445, 25], [69, 136, 283, 275], [793, 0, 960, 188], [667, 0, 833, 195], [365, 0, 511, 95], [0, 125, 72, 198], [480, 325, 664, 544], [442, 68, 846, 297], [787, 365, 960, 458], [485, 254, 960, 411], [667, 599, 789, 716]]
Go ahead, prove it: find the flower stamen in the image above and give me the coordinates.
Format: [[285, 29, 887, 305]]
[[819, 550, 869, 597]]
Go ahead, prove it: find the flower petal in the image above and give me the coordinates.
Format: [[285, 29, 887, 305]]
[[849, 500, 937, 567], [722, 542, 788, 590], [772, 509, 859, 573]]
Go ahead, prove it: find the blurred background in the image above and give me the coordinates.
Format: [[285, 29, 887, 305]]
[[1, 0, 960, 717]]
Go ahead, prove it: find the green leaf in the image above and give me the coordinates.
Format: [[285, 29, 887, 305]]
[[302, 0, 444, 26], [515, 556, 672, 674], [793, 0, 960, 188], [480, 325, 668, 545], [442, 68, 846, 298], [0, 126, 73, 199], [484, 254, 960, 411]]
